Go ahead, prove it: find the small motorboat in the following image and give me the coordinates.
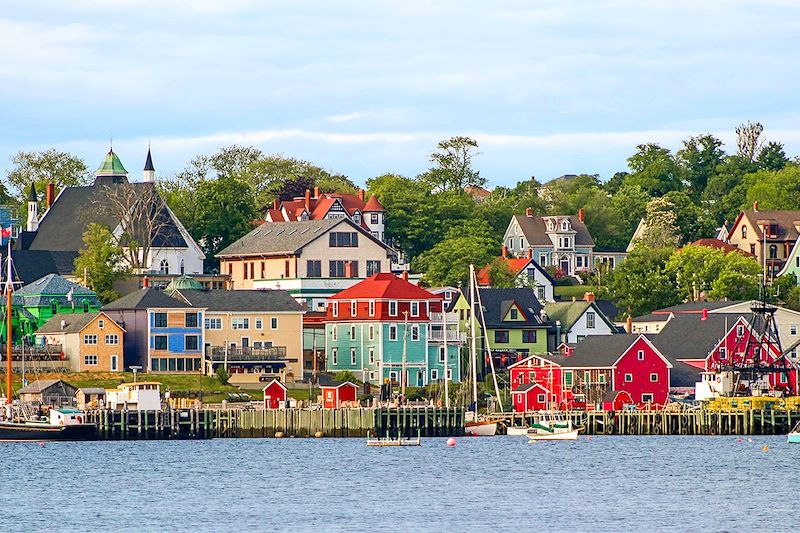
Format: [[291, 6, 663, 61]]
[[527, 413, 581, 442], [506, 426, 529, 436], [788, 422, 800, 443], [366, 431, 421, 447], [0, 408, 97, 442], [464, 419, 498, 436]]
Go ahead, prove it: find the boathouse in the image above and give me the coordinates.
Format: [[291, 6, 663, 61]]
[[76, 387, 106, 410], [106, 382, 162, 411], [511, 382, 550, 412], [18, 379, 77, 406], [320, 381, 359, 408], [262, 379, 287, 409], [508, 353, 567, 411]]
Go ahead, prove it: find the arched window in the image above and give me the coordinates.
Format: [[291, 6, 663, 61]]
[[561, 220, 569, 231], [159, 259, 169, 274], [180, 259, 185, 275], [769, 244, 778, 259], [742, 226, 747, 238]]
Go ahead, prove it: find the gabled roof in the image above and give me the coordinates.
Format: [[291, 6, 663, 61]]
[[18, 379, 74, 394], [512, 382, 546, 393], [512, 214, 594, 247], [14, 274, 100, 308], [36, 311, 123, 334], [173, 289, 305, 313], [217, 218, 389, 258], [476, 256, 555, 286], [104, 287, 193, 310], [320, 380, 358, 389], [564, 334, 641, 367], [543, 301, 615, 331], [734, 209, 800, 241], [466, 287, 544, 329], [507, 352, 568, 368], [654, 301, 745, 314], [648, 313, 750, 360], [3, 250, 78, 285], [331, 273, 438, 301], [691, 238, 754, 257]]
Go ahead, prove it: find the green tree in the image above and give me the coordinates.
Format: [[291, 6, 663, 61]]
[[73, 223, 128, 303], [609, 185, 650, 246], [704, 155, 757, 224], [708, 252, 762, 301], [418, 136, 485, 192], [662, 191, 715, 244], [666, 245, 727, 302], [413, 219, 499, 287], [601, 246, 679, 316], [635, 196, 680, 249], [742, 164, 800, 211], [6, 149, 90, 203], [735, 121, 764, 162], [623, 143, 683, 196], [757, 141, 789, 171], [676, 134, 724, 198], [486, 257, 517, 288]]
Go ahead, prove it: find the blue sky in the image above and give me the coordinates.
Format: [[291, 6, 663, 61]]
[[2, 1, 799, 189]]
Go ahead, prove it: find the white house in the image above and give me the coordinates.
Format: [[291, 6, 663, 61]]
[[105, 382, 162, 411], [544, 297, 617, 345]]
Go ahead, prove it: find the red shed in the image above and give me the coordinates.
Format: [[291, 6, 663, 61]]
[[508, 353, 567, 411], [602, 390, 633, 411], [262, 379, 287, 409], [512, 382, 550, 412], [320, 381, 359, 408]]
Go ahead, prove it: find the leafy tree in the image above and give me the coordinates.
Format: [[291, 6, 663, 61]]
[[704, 155, 758, 224], [666, 245, 728, 301], [600, 246, 679, 316], [783, 286, 800, 312], [708, 253, 762, 301], [635, 196, 681, 249], [662, 191, 715, 244], [609, 185, 650, 246], [6, 149, 91, 203], [743, 164, 800, 211], [413, 219, 499, 287], [623, 143, 683, 196], [73, 223, 128, 303], [604, 172, 628, 195], [757, 141, 789, 171], [418, 136, 485, 192], [246, 155, 356, 207], [677, 134, 724, 198], [486, 257, 517, 288], [216, 366, 231, 385]]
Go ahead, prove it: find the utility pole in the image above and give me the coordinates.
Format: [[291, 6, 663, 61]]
[[442, 304, 449, 408], [402, 311, 408, 398], [469, 264, 478, 412]]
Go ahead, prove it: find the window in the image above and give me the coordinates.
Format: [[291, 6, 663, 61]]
[[159, 259, 169, 274], [371, 213, 379, 224], [349, 261, 359, 278], [519, 237, 524, 249], [271, 317, 278, 329], [105, 334, 119, 345], [332, 327, 337, 341], [637, 350, 645, 361], [624, 373, 633, 383], [50, 301, 58, 314], [586, 312, 595, 329], [84, 354, 98, 366], [307, 260, 322, 278], [510, 309, 518, 320], [389, 325, 398, 341], [495, 330, 509, 343], [780, 372, 788, 384], [329, 260, 346, 277], [366, 260, 381, 276], [185, 312, 199, 328], [329, 232, 359, 247], [351, 301, 357, 316], [84, 334, 98, 345], [369, 301, 376, 317], [564, 371, 573, 386], [407, 301, 418, 317], [332, 302, 339, 317], [154, 313, 167, 328], [351, 348, 357, 365], [185, 335, 199, 351], [205, 317, 222, 330], [154, 335, 168, 350], [331, 348, 338, 365], [389, 301, 398, 317], [431, 368, 439, 380], [111, 355, 118, 371], [719, 348, 727, 360], [255, 318, 263, 330], [522, 330, 537, 343], [599, 374, 606, 384], [584, 371, 590, 383], [369, 325, 375, 340], [446, 368, 452, 379], [750, 244, 756, 255], [736, 325, 744, 337], [539, 254, 548, 266], [769, 244, 778, 259], [537, 393, 546, 403], [411, 325, 419, 341], [350, 325, 356, 339], [368, 348, 375, 364], [792, 325, 798, 335], [439, 347, 446, 362], [650, 373, 658, 382], [642, 393, 654, 403], [232, 318, 250, 330], [537, 286, 545, 301], [98, 319, 105, 329]]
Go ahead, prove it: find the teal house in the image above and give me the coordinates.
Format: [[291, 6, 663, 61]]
[[324, 273, 463, 386]]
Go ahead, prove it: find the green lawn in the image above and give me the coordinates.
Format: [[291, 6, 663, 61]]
[[554, 284, 592, 299]]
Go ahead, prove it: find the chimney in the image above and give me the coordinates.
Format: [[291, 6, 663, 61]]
[[60, 319, 66, 331], [273, 199, 279, 210], [46, 183, 55, 209], [501, 245, 508, 259], [358, 189, 365, 202], [527, 248, 533, 260], [525, 207, 533, 217], [701, 308, 708, 321], [578, 208, 585, 223], [143, 276, 149, 288], [313, 186, 320, 198], [625, 316, 632, 333], [402, 271, 409, 282], [753, 201, 758, 212], [583, 291, 595, 302], [305, 189, 311, 210]]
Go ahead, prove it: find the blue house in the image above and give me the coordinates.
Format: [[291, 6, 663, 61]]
[[103, 287, 205, 373]]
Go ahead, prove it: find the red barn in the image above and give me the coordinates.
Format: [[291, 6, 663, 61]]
[[508, 353, 567, 412], [320, 381, 359, 408], [564, 334, 672, 408], [262, 379, 287, 409]]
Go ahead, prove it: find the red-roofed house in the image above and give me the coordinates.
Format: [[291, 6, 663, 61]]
[[690, 238, 755, 257], [325, 273, 463, 385], [476, 247, 555, 302]]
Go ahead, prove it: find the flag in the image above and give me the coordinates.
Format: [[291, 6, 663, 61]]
[[0, 227, 11, 239]]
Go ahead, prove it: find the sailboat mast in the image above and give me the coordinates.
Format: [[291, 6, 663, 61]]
[[442, 302, 449, 409], [469, 264, 478, 409], [5, 240, 13, 405]]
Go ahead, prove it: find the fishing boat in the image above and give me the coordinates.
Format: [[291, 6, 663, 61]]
[[527, 413, 581, 441], [788, 422, 800, 443], [0, 242, 96, 442], [366, 431, 421, 447]]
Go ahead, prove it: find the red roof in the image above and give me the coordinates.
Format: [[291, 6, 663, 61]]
[[691, 238, 754, 257], [477, 257, 533, 285], [363, 194, 385, 212], [330, 273, 440, 301]]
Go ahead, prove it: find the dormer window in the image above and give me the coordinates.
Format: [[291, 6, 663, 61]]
[[561, 220, 569, 231], [547, 221, 554, 231], [741, 226, 747, 238]]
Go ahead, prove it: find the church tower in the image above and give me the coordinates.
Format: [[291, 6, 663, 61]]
[[26, 182, 39, 232], [143, 146, 155, 183]]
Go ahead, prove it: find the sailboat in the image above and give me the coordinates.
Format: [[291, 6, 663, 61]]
[[464, 265, 499, 437], [0, 241, 96, 441]]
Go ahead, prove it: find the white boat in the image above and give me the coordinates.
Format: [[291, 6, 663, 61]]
[[505, 426, 529, 436], [366, 433, 421, 446], [527, 414, 581, 442], [788, 422, 800, 443], [464, 420, 498, 436]]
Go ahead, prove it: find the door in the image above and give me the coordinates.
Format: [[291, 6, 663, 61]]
[[241, 337, 250, 348], [560, 258, 570, 273], [417, 369, 424, 387], [111, 355, 118, 372]]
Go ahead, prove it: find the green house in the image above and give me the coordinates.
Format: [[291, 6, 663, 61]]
[[1, 274, 101, 344]]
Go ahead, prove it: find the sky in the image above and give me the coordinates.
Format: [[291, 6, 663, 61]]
[[1, 0, 800, 189]]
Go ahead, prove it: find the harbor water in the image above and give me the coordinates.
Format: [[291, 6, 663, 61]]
[[2, 436, 798, 532]]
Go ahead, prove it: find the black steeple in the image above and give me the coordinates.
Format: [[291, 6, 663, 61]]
[[28, 182, 37, 202], [144, 147, 155, 171]]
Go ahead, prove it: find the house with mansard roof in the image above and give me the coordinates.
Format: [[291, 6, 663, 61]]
[[725, 203, 800, 281]]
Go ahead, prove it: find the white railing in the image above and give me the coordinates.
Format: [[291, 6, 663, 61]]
[[429, 312, 459, 324], [428, 330, 467, 342]]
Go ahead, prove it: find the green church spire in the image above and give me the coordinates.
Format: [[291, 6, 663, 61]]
[[95, 149, 128, 177]]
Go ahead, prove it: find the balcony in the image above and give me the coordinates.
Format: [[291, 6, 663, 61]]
[[205, 346, 287, 362], [429, 312, 460, 324], [428, 330, 467, 343]]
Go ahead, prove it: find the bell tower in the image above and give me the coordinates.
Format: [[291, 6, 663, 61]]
[[26, 183, 39, 232]]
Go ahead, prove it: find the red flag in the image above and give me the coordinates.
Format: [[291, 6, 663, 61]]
[[0, 227, 11, 239]]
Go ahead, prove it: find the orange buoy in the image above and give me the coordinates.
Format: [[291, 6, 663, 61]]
[[447, 437, 456, 447]]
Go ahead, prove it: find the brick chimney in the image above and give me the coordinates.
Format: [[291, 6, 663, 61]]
[[583, 291, 595, 302], [578, 208, 585, 223], [527, 248, 533, 259], [753, 201, 758, 212], [625, 315, 632, 333], [402, 271, 409, 282], [305, 189, 311, 210], [313, 186, 320, 198], [273, 198, 279, 210], [46, 182, 55, 209], [525, 207, 533, 217], [358, 189, 365, 202], [501, 245, 508, 258], [143, 276, 149, 288]]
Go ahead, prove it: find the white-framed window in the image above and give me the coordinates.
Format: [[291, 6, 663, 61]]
[[351, 301, 357, 316], [537, 393, 546, 403], [255, 318, 263, 330], [539, 254, 548, 266], [642, 393, 654, 403], [625, 373, 633, 382], [84, 334, 98, 345], [369, 371, 376, 381], [537, 286, 545, 301], [736, 325, 744, 337], [350, 348, 357, 365], [389, 301, 398, 317], [369, 301, 376, 317], [410, 302, 419, 317], [411, 325, 419, 341], [104, 334, 119, 345], [439, 346, 446, 362], [586, 311, 595, 328], [446, 368, 452, 379], [389, 371, 398, 381], [84, 354, 98, 366], [599, 374, 606, 384], [389, 325, 398, 341], [232, 318, 249, 330], [637, 350, 644, 361], [331, 348, 338, 365], [792, 324, 798, 335], [719, 348, 727, 360], [650, 373, 658, 382], [332, 302, 338, 317], [584, 371, 590, 383], [350, 325, 356, 339], [271, 318, 278, 329], [368, 348, 375, 364], [369, 325, 375, 341], [431, 368, 439, 380], [205, 317, 222, 330], [98, 319, 105, 329], [332, 327, 337, 341]]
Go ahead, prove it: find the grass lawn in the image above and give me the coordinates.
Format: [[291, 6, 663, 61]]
[[554, 284, 592, 299]]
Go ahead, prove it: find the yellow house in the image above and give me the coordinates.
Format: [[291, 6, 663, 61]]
[[36, 311, 125, 372], [727, 206, 800, 280], [171, 288, 305, 384]]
